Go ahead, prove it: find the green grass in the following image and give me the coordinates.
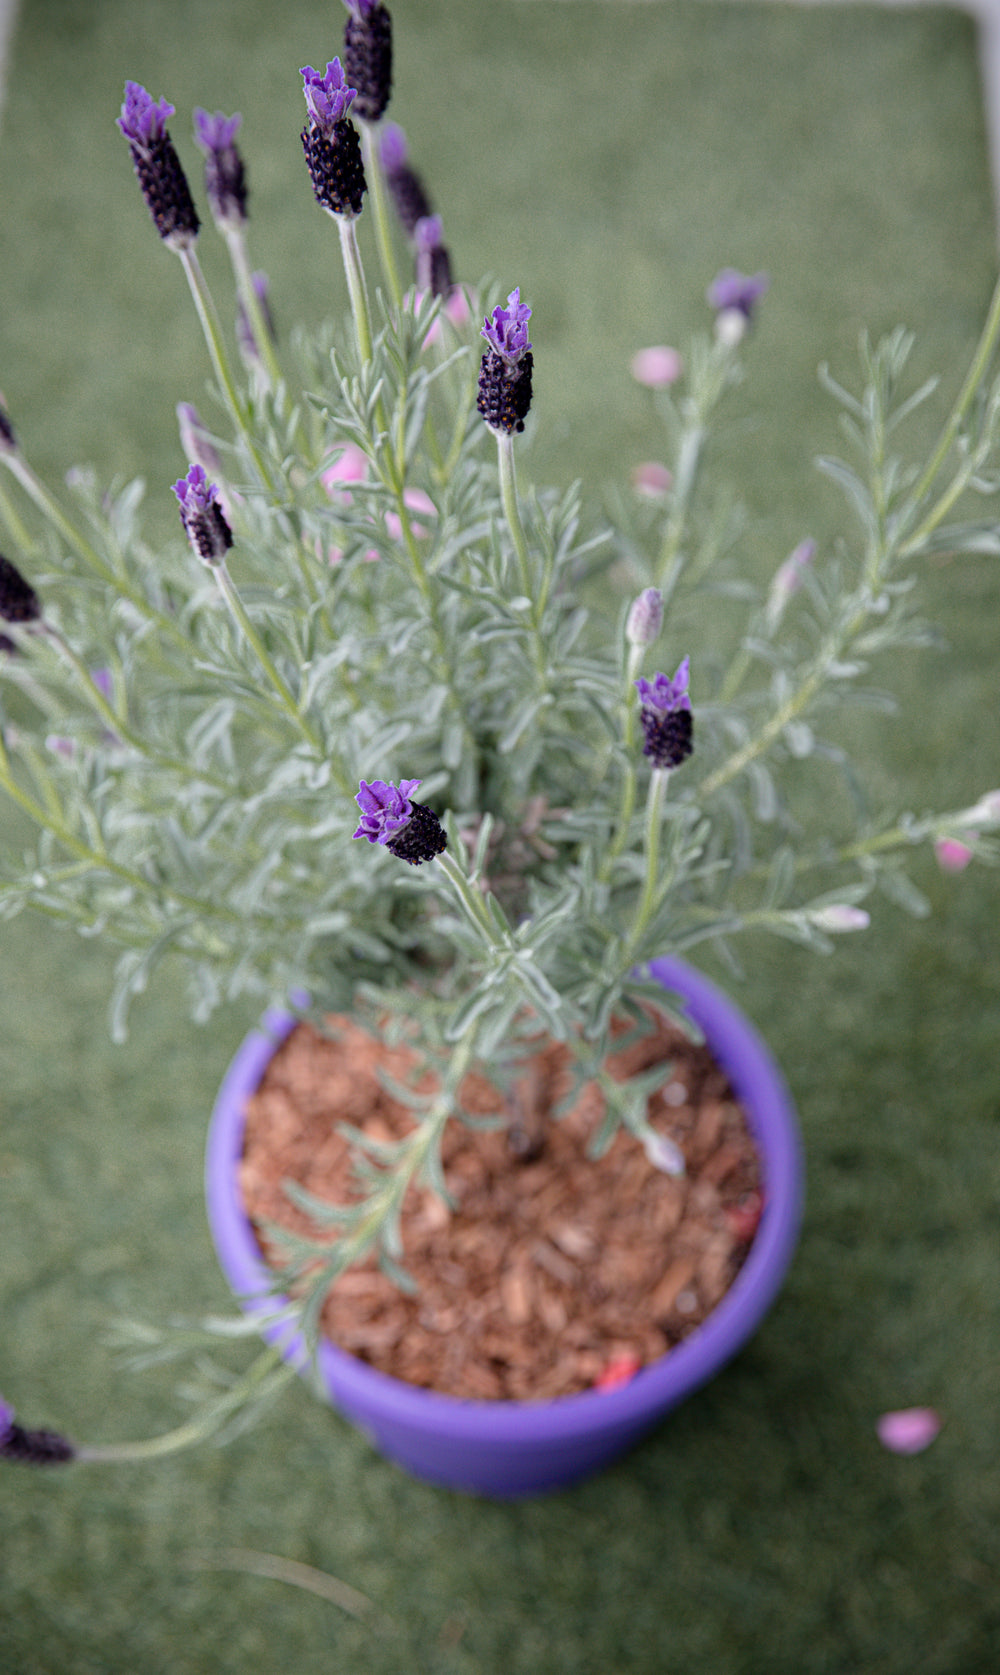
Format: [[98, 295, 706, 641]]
[[1, 2, 999, 1671]]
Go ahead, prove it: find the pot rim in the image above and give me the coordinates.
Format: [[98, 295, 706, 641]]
[[206, 956, 804, 1443]]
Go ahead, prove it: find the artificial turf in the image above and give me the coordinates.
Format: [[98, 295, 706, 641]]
[[1, 1, 999, 1671]]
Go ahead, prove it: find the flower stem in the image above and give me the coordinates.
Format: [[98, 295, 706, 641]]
[[76, 1351, 295, 1463], [622, 767, 670, 957], [497, 430, 532, 598], [359, 119, 403, 311], [904, 269, 1000, 525], [224, 227, 284, 392], [336, 216, 373, 366]]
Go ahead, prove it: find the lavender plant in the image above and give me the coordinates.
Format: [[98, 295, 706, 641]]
[[2, 5, 1000, 1460]]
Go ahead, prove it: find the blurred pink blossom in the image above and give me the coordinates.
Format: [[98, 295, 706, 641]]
[[934, 836, 974, 872], [630, 346, 683, 388], [322, 444, 369, 500], [876, 1408, 942, 1454], [631, 461, 673, 499]]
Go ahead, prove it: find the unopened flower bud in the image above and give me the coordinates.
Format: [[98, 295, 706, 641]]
[[765, 539, 815, 632], [626, 588, 664, 649], [194, 109, 247, 232], [0, 403, 16, 454], [808, 904, 870, 933]]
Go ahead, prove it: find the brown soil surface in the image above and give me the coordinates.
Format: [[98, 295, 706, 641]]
[[239, 1011, 762, 1400]]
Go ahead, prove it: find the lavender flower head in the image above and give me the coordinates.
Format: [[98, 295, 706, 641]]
[[300, 63, 367, 219], [635, 659, 694, 770], [172, 464, 233, 565], [117, 82, 200, 249], [0, 553, 41, 624], [477, 289, 534, 435], [342, 0, 393, 123], [707, 268, 769, 345], [414, 215, 453, 298], [353, 779, 447, 866], [194, 108, 247, 231], [482, 288, 532, 365], [0, 1395, 75, 1467]]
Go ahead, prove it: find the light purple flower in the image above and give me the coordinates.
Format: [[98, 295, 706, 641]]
[[635, 660, 693, 770], [353, 779, 446, 866], [707, 268, 770, 320], [934, 837, 974, 873], [116, 81, 174, 151], [380, 121, 409, 172], [481, 288, 532, 365], [353, 778, 422, 844], [0, 1396, 13, 1439], [194, 109, 247, 230], [172, 464, 233, 565], [766, 538, 816, 630], [300, 61, 357, 136], [343, 0, 379, 18], [631, 461, 673, 499], [635, 660, 692, 716], [876, 1408, 942, 1454]]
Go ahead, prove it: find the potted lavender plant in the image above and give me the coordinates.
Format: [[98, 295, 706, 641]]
[[2, 2, 998, 1494]]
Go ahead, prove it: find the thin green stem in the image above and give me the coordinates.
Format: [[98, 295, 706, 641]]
[[359, 120, 403, 310], [211, 562, 329, 763], [905, 269, 1000, 515], [224, 228, 284, 392], [76, 1351, 294, 1463], [336, 215, 373, 366], [621, 767, 670, 959], [497, 430, 532, 598]]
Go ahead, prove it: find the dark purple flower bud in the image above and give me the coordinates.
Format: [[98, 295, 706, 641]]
[[0, 1398, 75, 1467], [380, 124, 434, 236], [414, 216, 453, 298], [194, 108, 247, 231], [172, 464, 233, 565], [342, 1, 393, 122], [0, 403, 16, 454], [635, 659, 694, 770], [117, 82, 200, 250], [0, 553, 41, 624], [300, 64, 367, 219], [353, 778, 447, 866]]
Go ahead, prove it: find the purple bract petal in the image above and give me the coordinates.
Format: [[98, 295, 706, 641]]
[[353, 778, 421, 844], [380, 121, 408, 171], [172, 462, 220, 514], [194, 108, 243, 153], [634, 659, 691, 715], [481, 288, 532, 364], [707, 268, 769, 320], [117, 81, 175, 150], [301, 61, 357, 135]]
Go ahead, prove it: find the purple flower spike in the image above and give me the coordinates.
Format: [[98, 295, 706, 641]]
[[342, 1, 393, 122], [481, 288, 532, 365], [117, 82, 200, 249], [635, 660, 694, 770], [301, 61, 357, 135], [173, 463, 233, 565], [194, 108, 247, 231], [353, 778, 447, 866]]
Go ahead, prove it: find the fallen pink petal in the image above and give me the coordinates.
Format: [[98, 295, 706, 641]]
[[630, 345, 683, 388], [876, 1408, 942, 1454], [593, 1354, 643, 1392]]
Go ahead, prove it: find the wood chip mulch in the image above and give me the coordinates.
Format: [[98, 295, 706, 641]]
[[239, 1011, 763, 1401]]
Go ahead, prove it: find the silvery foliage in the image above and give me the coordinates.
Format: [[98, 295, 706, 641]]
[[2, 90, 1000, 1311]]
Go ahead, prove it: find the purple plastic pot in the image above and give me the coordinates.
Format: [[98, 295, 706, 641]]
[[205, 957, 803, 1497]]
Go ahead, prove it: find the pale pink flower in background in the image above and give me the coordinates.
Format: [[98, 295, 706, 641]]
[[410, 283, 473, 348], [876, 1408, 942, 1454], [934, 836, 975, 872], [386, 487, 437, 542], [322, 444, 369, 501], [630, 345, 683, 388], [631, 461, 673, 499]]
